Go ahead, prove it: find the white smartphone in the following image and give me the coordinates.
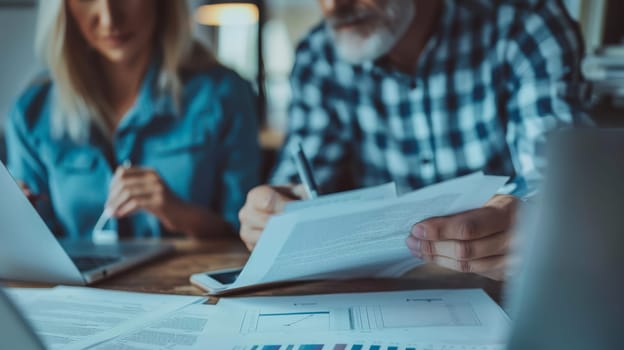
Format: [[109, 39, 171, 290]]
[[190, 267, 242, 293]]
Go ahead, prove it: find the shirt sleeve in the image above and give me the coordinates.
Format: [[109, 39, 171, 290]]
[[215, 73, 262, 232], [500, 1, 592, 199], [270, 30, 356, 193], [5, 93, 58, 231]]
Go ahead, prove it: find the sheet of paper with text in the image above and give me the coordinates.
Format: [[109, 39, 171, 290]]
[[225, 173, 508, 293]]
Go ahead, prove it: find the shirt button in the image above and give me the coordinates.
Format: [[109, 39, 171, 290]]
[[420, 162, 435, 180]]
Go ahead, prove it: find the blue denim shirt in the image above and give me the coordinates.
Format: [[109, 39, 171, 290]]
[[5, 64, 261, 239]]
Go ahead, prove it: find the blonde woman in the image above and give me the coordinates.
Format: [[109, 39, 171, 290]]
[[5, 0, 261, 238]]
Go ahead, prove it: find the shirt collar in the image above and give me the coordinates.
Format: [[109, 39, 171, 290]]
[[116, 58, 178, 133]]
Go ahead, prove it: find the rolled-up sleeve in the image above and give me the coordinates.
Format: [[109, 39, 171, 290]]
[[6, 105, 47, 193], [5, 93, 58, 231], [215, 74, 261, 231]]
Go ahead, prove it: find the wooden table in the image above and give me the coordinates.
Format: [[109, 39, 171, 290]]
[[6, 238, 505, 304]]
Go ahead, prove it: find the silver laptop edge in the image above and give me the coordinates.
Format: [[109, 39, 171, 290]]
[[0, 161, 172, 285], [80, 241, 173, 284]]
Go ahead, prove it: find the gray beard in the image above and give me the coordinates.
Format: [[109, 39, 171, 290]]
[[327, 0, 416, 65]]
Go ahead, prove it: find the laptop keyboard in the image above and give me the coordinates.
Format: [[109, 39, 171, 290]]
[[70, 256, 121, 272]]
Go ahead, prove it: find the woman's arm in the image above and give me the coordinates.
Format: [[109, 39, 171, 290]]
[[213, 72, 262, 234], [105, 165, 232, 237]]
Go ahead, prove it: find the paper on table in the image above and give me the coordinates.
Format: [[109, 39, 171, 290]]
[[222, 173, 508, 293], [90, 304, 241, 350], [11, 286, 204, 350], [94, 289, 509, 349], [284, 182, 397, 212], [5, 287, 52, 308], [217, 289, 510, 345]]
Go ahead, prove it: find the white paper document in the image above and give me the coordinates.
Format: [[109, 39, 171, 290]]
[[90, 304, 239, 350], [8, 286, 204, 350], [220, 173, 508, 293], [217, 289, 510, 345], [5, 287, 51, 307], [93, 289, 509, 350]]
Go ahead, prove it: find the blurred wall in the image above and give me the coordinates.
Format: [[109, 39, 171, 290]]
[[0, 6, 38, 129], [0, 6, 38, 161], [263, 0, 322, 131], [266, 0, 322, 47]]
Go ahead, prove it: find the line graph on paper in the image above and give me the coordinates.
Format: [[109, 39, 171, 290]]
[[240, 299, 481, 334], [240, 308, 353, 334], [255, 311, 331, 332]]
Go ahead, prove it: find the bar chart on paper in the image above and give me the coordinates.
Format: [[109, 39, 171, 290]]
[[232, 343, 504, 350]]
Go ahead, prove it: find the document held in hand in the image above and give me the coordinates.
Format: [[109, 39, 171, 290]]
[[217, 173, 508, 294]]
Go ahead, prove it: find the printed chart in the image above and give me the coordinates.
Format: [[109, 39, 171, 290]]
[[240, 299, 480, 334]]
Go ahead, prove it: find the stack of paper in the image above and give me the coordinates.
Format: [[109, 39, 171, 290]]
[[8, 285, 509, 348], [216, 173, 507, 294]]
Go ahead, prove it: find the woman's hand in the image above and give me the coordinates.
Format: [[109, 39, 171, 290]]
[[105, 165, 230, 237], [17, 181, 46, 205], [105, 166, 184, 232]]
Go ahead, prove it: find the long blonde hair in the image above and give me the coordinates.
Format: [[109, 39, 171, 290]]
[[35, 0, 216, 142]]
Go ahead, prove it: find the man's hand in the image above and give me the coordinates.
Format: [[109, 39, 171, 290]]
[[406, 195, 519, 281], [239, 184, 305, 251], [105, 166, 183, 232]]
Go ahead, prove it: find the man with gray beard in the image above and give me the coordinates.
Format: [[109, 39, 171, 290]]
[[239, 0, 586, 281]]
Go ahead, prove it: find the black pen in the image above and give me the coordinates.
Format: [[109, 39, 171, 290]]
[[291, 141, 319, 199]]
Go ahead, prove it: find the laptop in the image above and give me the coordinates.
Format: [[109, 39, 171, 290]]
[[0, 287, 45, 350], [0, 161, 173, 285], [506, 129, 624, 350]]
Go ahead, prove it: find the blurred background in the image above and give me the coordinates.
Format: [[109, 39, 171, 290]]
[[1, 0, 623, 167]]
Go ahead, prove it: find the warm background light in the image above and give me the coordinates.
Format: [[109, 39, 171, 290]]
[[195, 3, 259, 26]]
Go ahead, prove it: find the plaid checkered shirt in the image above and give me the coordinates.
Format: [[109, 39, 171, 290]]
[[271, 0, 587, 198]]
